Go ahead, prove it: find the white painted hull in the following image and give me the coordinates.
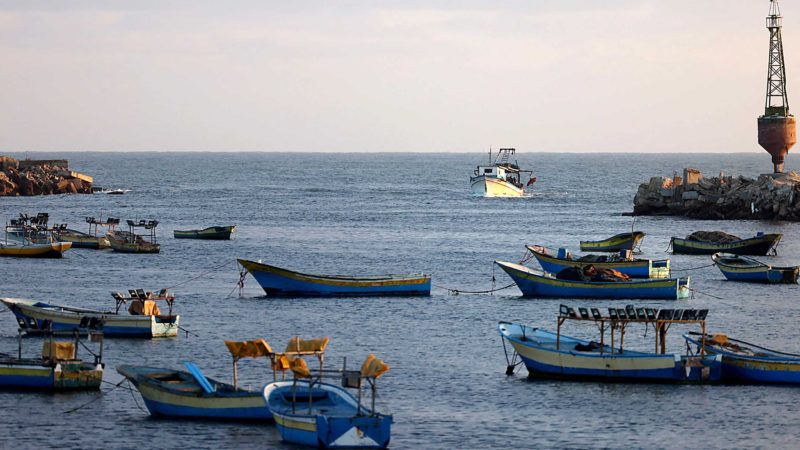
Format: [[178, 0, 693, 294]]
[[470, 176, 525, 197]]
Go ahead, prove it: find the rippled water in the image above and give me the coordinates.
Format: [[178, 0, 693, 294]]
[[1, 152, 799, 449]]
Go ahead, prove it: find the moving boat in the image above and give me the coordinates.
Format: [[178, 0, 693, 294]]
[[117, 339, 277, 420], [527, 245, 670, 279], [1, 290, 180, 338], [470, 148, 535, 197], [264, 337, 392, 449], [499, 305, 720, 382], [670, 231, 782, 255], [494, 261, 690, 299], [579, 231, 645, 252], [684, 333, 800, 384], [174, 225, 236, 240], [711, 253, 799, 284], [0, 331, 103, 391], [237, 259, 431, 297], [109, 219, 160, 253]]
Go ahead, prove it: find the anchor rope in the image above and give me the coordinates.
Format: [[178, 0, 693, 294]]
[[670, 263, 716, 273], [163, 260, 233, 290], [64, 378, 127, 414]]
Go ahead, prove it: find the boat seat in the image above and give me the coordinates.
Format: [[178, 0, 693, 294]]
[[128, 290, 138, 299], [136, 289, 147, 299], [111, 292, 125, 301]]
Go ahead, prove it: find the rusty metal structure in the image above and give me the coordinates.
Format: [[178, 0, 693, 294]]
[[758, 0, 796, 173]]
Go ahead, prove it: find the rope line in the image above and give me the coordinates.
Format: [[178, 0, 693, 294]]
[[670, 263, 716, 272], [64, 378, 127, 414], [164, 260, 234, 290], [433, 283, 516, 296]]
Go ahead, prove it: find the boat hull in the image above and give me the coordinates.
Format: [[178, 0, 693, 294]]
[[712, 253, 799, 283], [0, 361, 102, 390], [579, 232, 645, 252], [1, 298, 179, 338], [265, 381, 392, 449], [118, 365, 271, 420], [495, 261, 689, 299], [685, 335, 800, 384], [529, 246, 669, 279], [500, 323, 721, 382], [0, 242, 72, 258], [470, 176, 525, 197], [238, 259, 431, 297], [109, 240, 161, 253], [671, 234, 782, 255], [174, 226, 235, 240]]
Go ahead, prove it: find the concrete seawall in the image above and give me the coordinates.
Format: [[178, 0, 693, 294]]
[[633, 168, 800, 221]]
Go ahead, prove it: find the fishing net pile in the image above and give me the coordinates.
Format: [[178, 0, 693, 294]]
[[555, 265, 630, 282]]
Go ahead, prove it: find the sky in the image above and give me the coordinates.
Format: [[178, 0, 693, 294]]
[[0, 0, 796, 153]]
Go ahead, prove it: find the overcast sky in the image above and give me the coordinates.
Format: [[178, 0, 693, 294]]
[[0, 0, 796, 152]]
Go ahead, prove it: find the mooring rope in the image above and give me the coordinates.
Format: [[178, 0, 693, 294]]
[[687, 287, 724, 300], [164, 260, 233, 290], [670, 263, 716, 272], [432, 283, 516, 296], [64, 378, 127, 414]]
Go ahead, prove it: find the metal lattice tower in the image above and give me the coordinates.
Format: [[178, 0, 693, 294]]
[[765, 0, 789, 116]]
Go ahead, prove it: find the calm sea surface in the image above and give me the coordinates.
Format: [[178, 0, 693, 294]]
[[1, 152, 799, 449]]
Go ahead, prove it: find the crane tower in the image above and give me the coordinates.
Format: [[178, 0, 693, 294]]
[[758, 0, 796, 173]]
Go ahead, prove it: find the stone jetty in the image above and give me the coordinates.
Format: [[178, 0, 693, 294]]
[[633, 168, 800, 220], [0, 156, 93, 196]]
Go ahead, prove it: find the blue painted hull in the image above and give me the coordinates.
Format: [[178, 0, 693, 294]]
[[239, 259, 430, 297], [141, 397, 272, 420], [496, 261, 689, 299], [0, 373, 53, 389], [685, 335, 800, 384], [536, 258, 651, 278]]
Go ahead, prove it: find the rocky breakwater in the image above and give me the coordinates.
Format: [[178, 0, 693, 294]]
[[633, 168, 800, 220], [0, 156, 93, 196]]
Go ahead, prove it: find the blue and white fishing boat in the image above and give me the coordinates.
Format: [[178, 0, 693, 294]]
[[712, 253, 799, 284], [264, 351, 392, 449], [499, 306, 721, 382], [1, 290, 179, 338], [0, 331, 103, 391], [684, 333, 800, 384], [527, 245, 670, 279], [495, 261, 690, 299], [238, 259, 431, 297]]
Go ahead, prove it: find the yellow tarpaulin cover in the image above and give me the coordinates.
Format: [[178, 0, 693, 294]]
[[360, 354, 390, 379], [285, 336, 329, 354], [42, 341, 76, 361], [272, 354, 291, 371], [711, 334, 728, 345], [128, 300, 160, 316], [289, 356, 311, 378], [224, 339, 273, 359]]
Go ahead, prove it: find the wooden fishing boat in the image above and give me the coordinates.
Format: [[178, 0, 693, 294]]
[[1, 290, 180, 338], [499, 306, 721, 382], [0, 331, 103, 391], [670, 232, 782, 255], [495, 261, 690, 299], [55, 217, 117, 249], [108, 219, 160, 253], [527, 245, 670, 279], [579, 231, 645, 252], [470, 148, 536, 197], [238, 259, 431, 297], [684, 333, 800, 384], [0, 241, 71, 258], [264, 338, 392, 449], [711, 253, 799, 283], [174, 225, 236, 240], [117, 339, 277, 420]]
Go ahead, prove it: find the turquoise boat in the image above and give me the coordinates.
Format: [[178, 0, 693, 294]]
[[495, 261, 690, 299], [579, 231, 645, 252], [0, 332, 103, 391], [238, 259, 431, 297], [527, 245, 670, 279], [118, 363, 272, 420], [712, 253, 799, 284], [264, 350, 392, 449], [499, 306, 720, 382], [174, 225, 235, 240], [684, 333, 800, 384]]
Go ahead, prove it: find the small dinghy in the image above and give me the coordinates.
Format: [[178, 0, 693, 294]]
[[264, 337, 392, 449], [712, 253, 799, 284], [174, 225, 236, 240], [495, 261, 690, 299], [238, 259, 431, 297], [527, 245, 670, 279], [117, 339, 279, 420], [670, 231, 781, 255], [579, 231, 645, 252], [684, 333, 800, 384]]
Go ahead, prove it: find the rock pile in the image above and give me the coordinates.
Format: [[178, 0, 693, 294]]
[[0, 156, 93, 196], [633, 168, 800, 220]]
